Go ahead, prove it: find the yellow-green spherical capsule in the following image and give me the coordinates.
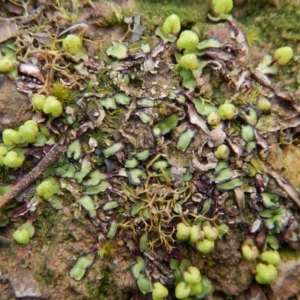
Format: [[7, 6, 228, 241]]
[[256, 96, 271, 113], [0, 57, 15, 73], [31, 94, 46, 111], [13, 228, 30, 244], [255, 263, 277, 284], [18, 120, 39, 143], [3, 151, 24, 168], [190, 281, 203, 296], [217, 103, 237, 120], [36, 178, 59, 199], [62, 34, 83, 55], [0, 156, 4, 166], [261, 250, 281, 266], [43, 96, 63, 117], [183, 266, 201, 285], [175, 281, 191, 299], [211, 0, 233, 15], [162, 14, 181, 35], [3, 129, 23, 146], [0, 151, 7, 166], [196, 238, 215, 254], [180, 54, 199, 71], [152, 282, 169, 300], [176, 222, 191, 241], [207, 111, 221, 126], [241, 243, 259, 261], [214, 144, 230, 160], [18, 221, 35, 238], [0, 146, 8, 157], [0, 146, 8, 166], [190, 225, 204, 243], [203, 223, 219, 241], [177, 30, 199, 51], [273, 46, 293, 65]]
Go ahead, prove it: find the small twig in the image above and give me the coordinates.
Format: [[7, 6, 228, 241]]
[[58, 23, 88, 37], [0, 144, 65, 210]]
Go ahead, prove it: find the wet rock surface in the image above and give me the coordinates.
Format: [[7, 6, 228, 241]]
[[0, 76, 32, 131], [1, 271, 42, 298]]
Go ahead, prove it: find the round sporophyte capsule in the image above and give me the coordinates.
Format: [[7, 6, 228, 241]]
[[176, 222, 191, 241], [189, 224, 204, 243], [177, 30, 199, 51], [43, 96, 63, 117], [18, 221, 35, 238], [241, 243, 259, 261], [175, 281, 191, 299], [214, 144, 230, 160], [256, 96, 271, 113], [261, 250, 281, 266], [217, 103, 237, 120], [36, 177, 60, 199], [190, 281, 203, 296], [0, 146, 8, 156], [162, 14, 181, 35], [180, 54, 199, 71], [207, 111, 221, 126], [196, 238, 215, 254], [203, 222, 219, 241], [255, 263, 277, 284], [152, 282, 169, 300], [31, 94, 46, 111], [3, 151, 24, 168], [62, 34, 83, 55], [13, 228, 30, 244], [0, 57, 15, 73], [0, 146, 8, 166], [18, 120, 39, 143], [211, 0, 233, 16], [183, 266, 201, 285], [273, 46, 293, 65], [2, 129, 23, 146]]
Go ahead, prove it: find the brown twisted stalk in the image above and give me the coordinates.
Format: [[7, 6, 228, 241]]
[[0, 144, 65, 210]]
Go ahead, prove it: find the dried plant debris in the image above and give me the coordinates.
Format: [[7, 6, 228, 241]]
[[0, 0, 300, 298]]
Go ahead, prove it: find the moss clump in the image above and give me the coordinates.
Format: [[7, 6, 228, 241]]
[[87, 266, 119, 299]]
